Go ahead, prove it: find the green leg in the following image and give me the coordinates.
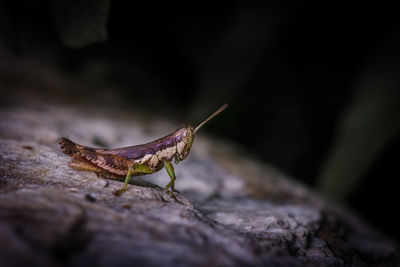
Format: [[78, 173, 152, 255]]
[[113, 164, 154, 196], [114, 166, 133, 196], [163, 160, 179, 197]]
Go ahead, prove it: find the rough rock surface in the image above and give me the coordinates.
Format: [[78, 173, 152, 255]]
[[0, 102, 399, 267]]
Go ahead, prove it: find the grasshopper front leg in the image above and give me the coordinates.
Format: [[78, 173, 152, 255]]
[[114, 164, 154, 196], [163, 160, 179, 197]]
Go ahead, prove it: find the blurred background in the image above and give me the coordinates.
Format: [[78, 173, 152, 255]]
[[1, 1, 399, 241]]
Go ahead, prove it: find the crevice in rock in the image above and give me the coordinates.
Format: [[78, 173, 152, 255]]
[[51, 206, 91, 264]]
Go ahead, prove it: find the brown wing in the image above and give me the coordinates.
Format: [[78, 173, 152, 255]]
[[59, 138, 131, 176], [91, 144, 151, 161], [59, 137, 151, 161]]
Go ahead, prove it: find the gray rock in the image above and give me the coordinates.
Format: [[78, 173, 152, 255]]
[[0, 103, 399, 267]]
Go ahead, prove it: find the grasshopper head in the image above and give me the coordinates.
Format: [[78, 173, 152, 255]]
[[175, 103, 227, 161], [175, 125, 194, 160], [182, 125, 194, 145]]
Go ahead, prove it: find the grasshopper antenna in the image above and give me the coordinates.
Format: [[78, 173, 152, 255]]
[[193, 103, 228, 135]]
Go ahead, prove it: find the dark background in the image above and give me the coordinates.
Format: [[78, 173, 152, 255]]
[[1, 1, 400, 241]]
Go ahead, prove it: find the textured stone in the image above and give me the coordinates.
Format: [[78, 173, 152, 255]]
[[0, 102, 399, 267]]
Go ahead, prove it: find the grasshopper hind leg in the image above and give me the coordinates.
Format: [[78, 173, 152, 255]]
[[113, 167, 133, 196], [69, 159, 111, 187], [68, 158, 101, 172]]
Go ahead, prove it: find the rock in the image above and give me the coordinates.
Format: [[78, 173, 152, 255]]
[[0, 102, 399, 267]]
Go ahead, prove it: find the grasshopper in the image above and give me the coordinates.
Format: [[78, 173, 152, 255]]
[[59, 103, 228, 197]]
